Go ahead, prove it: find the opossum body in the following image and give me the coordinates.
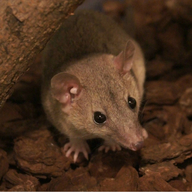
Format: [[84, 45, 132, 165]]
[[41, 10, 148, 162]]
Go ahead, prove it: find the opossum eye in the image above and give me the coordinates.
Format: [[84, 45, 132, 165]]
[[94, 112, 106, 124], [128, 96, 136, 109]]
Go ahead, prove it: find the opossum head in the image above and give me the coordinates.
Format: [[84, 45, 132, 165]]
[[51, 41, 148, 151]]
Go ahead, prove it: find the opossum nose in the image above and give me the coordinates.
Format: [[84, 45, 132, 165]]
[[134, 141, 144, 150]]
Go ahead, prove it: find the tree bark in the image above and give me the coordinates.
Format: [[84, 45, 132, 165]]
[[0, 0, 84, 109]]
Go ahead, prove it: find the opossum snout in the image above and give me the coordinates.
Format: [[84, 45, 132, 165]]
[[129, 128, 148, 151]]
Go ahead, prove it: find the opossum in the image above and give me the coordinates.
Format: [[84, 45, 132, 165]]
[[41, 10, 148, 162]]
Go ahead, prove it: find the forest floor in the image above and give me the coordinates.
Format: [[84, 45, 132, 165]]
[[0, 0, 192, 191]]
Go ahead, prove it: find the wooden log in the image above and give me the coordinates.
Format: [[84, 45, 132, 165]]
[[0, 0, 84, 109]]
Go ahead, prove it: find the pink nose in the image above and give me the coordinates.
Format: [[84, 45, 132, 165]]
[[134, 141, 144, 150]]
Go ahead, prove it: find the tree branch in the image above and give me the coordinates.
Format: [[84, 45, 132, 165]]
[[0, 0, 84, 108]]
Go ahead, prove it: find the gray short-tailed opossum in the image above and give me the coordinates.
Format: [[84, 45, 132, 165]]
[[41, 10, 148, 162]]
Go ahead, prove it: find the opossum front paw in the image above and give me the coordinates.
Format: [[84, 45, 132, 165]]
[[63, 139, 90, 162], [98, 140, 121, 153]]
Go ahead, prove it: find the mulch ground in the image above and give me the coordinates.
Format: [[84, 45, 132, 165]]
[[0, 0, 192, 191]]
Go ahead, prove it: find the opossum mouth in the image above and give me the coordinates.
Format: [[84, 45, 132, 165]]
[[118, 141, 138, 151]]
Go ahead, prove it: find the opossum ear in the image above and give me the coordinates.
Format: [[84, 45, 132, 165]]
[[51, 72, 82, 113], [114, 40, 135, 75]]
